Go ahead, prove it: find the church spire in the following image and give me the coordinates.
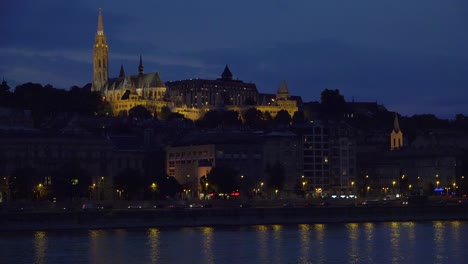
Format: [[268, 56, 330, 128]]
[[390, 112, 403, 150], [92, 8, 109, 93], [393, 112, 400, 132], [138, 54, 144, 75], [97, 8, 104, 35], [119, 65, 125, 78]]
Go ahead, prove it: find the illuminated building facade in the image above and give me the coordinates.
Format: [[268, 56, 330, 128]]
[[90, 8, 301, 121], [166, 66, 259, 108]]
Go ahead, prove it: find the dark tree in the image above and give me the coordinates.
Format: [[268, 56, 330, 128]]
[[206, 166, 238, 194], [320, 89, 347, 120], [114, 168, 147, 200], [0, 79, 10, 95], [198, 110, 221, 128], [159, 106, 172, 120], [167, 112, 185, 121], [221, 110, 241, 127], [8, 167, 40, 201], [155, 175, 182, 198], [129, 105, 152, 120], [274, 110, 292, 127], [51, 161, 92, 202], [292, 111, 305, 125], [243, 108, 263, 129]]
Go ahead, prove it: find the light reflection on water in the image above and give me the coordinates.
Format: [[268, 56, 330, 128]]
[[147, 228, 160, 264], [433, 221, 447, 263], [2, 221, 467, 264], [34, 231, 47, 264], [347, 223, 359, 263]]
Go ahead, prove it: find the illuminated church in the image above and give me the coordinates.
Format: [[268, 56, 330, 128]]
[[91, 8, 300, 119]]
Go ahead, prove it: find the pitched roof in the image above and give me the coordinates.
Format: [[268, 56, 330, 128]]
[[108, 72, 165, 90]]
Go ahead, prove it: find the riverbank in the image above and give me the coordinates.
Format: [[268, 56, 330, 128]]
[[2, 205, 468, 231]]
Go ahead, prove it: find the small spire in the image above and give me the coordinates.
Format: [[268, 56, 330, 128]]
[[138, 54, 144, 75], [276, 80, 290, 99], [119, 65, 125, 78], [221, 65, 233, 80], [393, 112, 400, 132], [97, 8, 104, 35], [278, 80, 289, 93]]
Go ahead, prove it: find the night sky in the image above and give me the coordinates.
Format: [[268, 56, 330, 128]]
[[1, 1, 468, 118]]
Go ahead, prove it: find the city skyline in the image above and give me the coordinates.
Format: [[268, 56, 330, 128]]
[[1, 1, 468, 118]]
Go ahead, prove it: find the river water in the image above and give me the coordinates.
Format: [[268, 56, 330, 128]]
[[1, 221, 466, 264]]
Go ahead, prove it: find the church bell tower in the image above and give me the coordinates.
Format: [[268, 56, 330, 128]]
[[92, 8, 109, 93], [390, 112, 403, 150]]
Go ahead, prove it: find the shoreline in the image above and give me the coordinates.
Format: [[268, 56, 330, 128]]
[[2, 205, 468, 231]]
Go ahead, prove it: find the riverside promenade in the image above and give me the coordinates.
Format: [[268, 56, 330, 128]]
[[1, 205, 468, 231]]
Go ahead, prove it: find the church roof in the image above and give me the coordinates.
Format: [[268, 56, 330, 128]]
[[108, 72, 165, 90]]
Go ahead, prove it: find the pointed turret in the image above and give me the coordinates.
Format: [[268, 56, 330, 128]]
[[221, 65, 233, 81], [97, 8, 104, 36], [138, 54, 144, 75], [276, 80, 290, 100], [393, 112, 400, 132], [119, 65, 125, 78]]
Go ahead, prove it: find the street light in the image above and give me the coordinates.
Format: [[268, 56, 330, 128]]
[[351, 181, 355, 194], [275, 189, 279, 198], [392, 181, 396, 194]]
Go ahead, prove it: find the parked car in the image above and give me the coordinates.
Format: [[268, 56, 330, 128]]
[[189, 203, 204, 208]]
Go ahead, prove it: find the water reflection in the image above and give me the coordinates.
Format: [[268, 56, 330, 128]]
[[272, 225, 283, 263], [147, 228, 160, 264], [314, 224, 326, 263], [201, 227, 214, 264], [389, 222, 401, 264], [347, 223, 359, 263], [255, 225, 269, 264], [299, 224, 311, 263], [433, 221, 446, 263], [4, 221, 468, 264], [34, 231, 47, 264], [364, 222, 375, 262], [89, 230, 107, 264]]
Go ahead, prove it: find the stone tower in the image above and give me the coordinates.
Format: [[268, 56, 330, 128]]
[[92, 8, 109, 93], [390, 112, 403, 150]]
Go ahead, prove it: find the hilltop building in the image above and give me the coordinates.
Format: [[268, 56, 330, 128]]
[[90, 8, 300, 120]]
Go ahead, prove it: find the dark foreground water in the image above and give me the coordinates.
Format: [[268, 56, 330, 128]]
[[1, 221, 467, 264]]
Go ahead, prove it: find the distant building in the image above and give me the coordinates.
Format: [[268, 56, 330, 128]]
[[295, 122, 357, 196], [358, 148, 464, 197], [390, 113, 403, 150], [91, 8, 167, 117], [166, 66, 259, 108], [166, 132, 263, 197]]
